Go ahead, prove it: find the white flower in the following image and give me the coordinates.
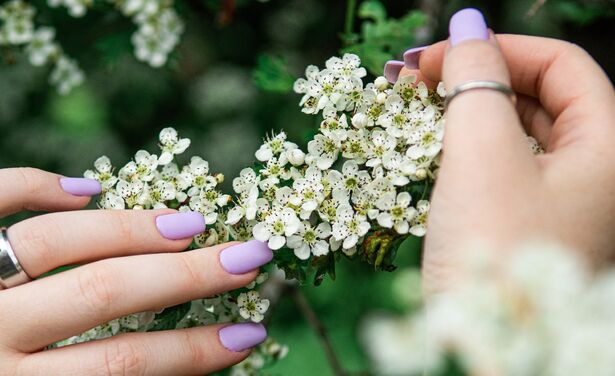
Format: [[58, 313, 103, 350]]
[[26, 27, 58, 66], [99, 190, 125, 210], [376, 192, 416, 234], [328, 160, 371, 195], [382, 151, 416, 186], [320, 108, 349, 142], [237, 291, 270, 323], [137, 180, 175, 209], [49, 56, 84, 95], [406, 119, 444, 160], [183, 156, 217, 196], [84, 156, 118, 190], [341, 129, 369, 163], [255, 132, 296, 162], [158, 127, 190, 165], [409, 200, 430, 236], [253, 206, 301, 250], [119, 150, 159, 182], [325, 53, 366, 82], [0, 1, 35, 45], [306, 134, 340, 170], [366, 129, 397, 167], [48, 0, 92, 17], [226, 185, 259, 225], [351, 112, 368, 129], [132, 8, 183, 67], [291, 167, 325, 219], [116, 179, 144, 209], [233, 168, 260, 194], [332, 203, 370, 253], [286, 148, 305, 166], [287, 222, 332, 260], [377, 95, 410, 138]]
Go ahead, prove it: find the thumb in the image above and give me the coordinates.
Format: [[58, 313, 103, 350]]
[[441, 8, 535, 176]]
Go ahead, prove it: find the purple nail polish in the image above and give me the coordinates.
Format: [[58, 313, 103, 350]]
[[219, 323, 267, 352], [449, 8, 489, 47], [155, 212, 206, 240], [383, 60, 404, 83], [60, 177, 101, 196], [220, 240, 273, 275], [403, 46, 428, 69]]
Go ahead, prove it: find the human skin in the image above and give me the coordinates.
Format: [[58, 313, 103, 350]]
[[0, 169, 272, 375], [389, 8, 615, 293]]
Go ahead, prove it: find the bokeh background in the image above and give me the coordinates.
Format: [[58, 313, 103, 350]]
[[1, 0, 614, 374]]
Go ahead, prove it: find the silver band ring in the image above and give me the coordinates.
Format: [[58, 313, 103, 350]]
[[445, 80, 516, 111], [0, 227, 31, 289]]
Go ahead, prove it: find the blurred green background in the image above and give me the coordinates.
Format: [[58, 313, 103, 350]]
[[1, 0, 614, 374]]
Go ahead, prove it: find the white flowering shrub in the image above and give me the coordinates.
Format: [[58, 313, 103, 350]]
[[0, 0, 183, 94], [361, 242, 615, 376], [65, 54, 540, 374]]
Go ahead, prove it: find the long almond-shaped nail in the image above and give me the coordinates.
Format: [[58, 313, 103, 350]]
[[403, 46, 428, 69], [155, 212, 206, 240], [60, 177, 101, 196], [220, 240, 273, 275], [219, 323, 267, 352], [383, 60, 404, 83], [449, 8, 489, 47]]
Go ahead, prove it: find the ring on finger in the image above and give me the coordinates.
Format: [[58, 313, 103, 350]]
[[445, 80, 517, 111], [0, 227, 31, 289]]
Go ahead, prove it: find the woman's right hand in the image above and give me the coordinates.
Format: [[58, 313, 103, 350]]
[[0, 168, 272, 375], [387, 8, 615, 293]]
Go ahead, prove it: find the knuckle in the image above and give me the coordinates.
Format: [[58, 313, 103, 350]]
[[76, 266, 122, 315], [15, 167, 46, 197], [176, 253, 206, 292], [112, 212, 136, 246], [102, 338, 147, 376], [9, 217, 59, 273], [181, 330, 208, 365]]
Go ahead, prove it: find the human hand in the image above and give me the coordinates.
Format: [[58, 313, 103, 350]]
[[385, 8, 615, 293], [0, 168, 272, 375]]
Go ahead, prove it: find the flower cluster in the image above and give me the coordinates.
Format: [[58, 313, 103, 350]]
[[0, 0, 83, 94], [362, 241, 615, 376]]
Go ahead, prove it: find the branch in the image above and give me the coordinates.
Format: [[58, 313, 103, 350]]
[[289, 286, 348, 376], [526, 0, 548, 19]]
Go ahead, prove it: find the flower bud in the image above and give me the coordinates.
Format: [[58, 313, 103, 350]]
[[374, 76, 389, 90], [286, 148, 306, 166], [352, 112, 368, 128], [215, 173, 225, 184], [415, 168, 427, 180], [376, 92, 387, 104]]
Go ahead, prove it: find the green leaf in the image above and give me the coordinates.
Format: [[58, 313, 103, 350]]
[[358, 0, 387, 22], [150, 302, 192, 331], [252, 53, 295, 93]]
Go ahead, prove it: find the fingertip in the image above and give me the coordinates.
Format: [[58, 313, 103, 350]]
[[418, 41, 447, 83]]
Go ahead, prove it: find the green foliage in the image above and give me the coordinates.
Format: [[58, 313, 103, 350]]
[[252, 53, 295, 93], [551, 0, 615, 25], [149, 302, 192, 331], [342, 0, 427, 75]]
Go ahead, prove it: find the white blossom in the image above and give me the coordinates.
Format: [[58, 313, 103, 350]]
[[237, 291, 270, 323], [158, 127, 190, 165], [287, 222, 332, 260], [253, 206, 301, 250]]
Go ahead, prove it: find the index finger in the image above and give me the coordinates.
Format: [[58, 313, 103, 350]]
[[417, 34, 615, 123]]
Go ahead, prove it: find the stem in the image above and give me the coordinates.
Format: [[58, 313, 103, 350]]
[[290, 286, 348, 376], [526, 0, 548, 19], [343, 0, 357, 42]]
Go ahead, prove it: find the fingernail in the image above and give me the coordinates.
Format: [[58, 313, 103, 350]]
[[155, 212, 206, 240], [403, 46, 428, 69], [384, 60, 404, 83], [60, 177, 101, 196], [220, 240, 273, 275], [449, 8, 489, 47], [219, 323, 267, 352]]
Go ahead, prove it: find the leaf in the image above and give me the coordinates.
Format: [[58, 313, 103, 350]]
[[358, 0, 387, 22], [252, 53, 295, 93], [150, 302, 192, 331]]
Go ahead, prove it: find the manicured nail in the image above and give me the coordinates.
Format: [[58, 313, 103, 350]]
[[155, 212, 206, 240], [403, 46, 428, 69], [449, 8, 489, 47], [220, 240, 273, 275], [60, 177, 101, 196], [219, 323, 267, 352], [383, 60, 404, 83]]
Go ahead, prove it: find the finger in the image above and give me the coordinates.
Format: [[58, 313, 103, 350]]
[[16, 323, 266, 376], [383, 61, 438, 89], [6, 210, 205, 278], [419, 35, 615, 140], [0, 168, 100, 217], [440, 9, 536, 172], [516, 94, 553, 148], [0, 241, 272, 352]]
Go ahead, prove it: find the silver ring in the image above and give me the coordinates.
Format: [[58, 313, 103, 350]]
[[0, 227, 31, 289], [444, 80, 516, 111]]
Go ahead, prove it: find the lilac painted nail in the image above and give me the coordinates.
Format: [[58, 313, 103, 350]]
[[220, 240, 273, 275], [155, 212, 206, 240], [449, 8, 489, 47], [60, 177, 101, 196], [403, 46, 428, 69], [219, 323, 267, 352], [383, 60, 404, 83]]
